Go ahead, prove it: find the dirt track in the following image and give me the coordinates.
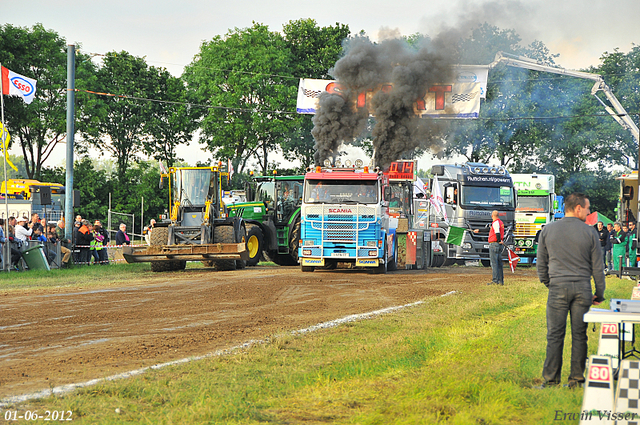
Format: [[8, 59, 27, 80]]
[[0, 265, 521, 400]]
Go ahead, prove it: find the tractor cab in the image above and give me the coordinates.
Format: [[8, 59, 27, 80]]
[[169, 167, 220, 225]]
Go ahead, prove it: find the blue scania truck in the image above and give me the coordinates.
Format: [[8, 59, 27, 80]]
[[298, 164, 397, 274]]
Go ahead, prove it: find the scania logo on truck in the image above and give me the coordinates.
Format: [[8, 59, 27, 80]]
[[329, 208, 352, 213]]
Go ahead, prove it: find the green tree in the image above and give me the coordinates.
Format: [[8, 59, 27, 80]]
[[83, 51, 153, 178], [183, 23, 297, 174], [281, 19, 351, 169], [440, 24, 560, 167], [142, 67, 198, 167], [0, 23, 96, 179]]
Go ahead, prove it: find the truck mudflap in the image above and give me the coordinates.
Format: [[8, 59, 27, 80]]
[[122, 243, 249, 263]]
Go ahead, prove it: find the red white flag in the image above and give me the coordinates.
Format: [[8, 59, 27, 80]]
[[507, 247, 520, 273], [1, 66, 37, 104]]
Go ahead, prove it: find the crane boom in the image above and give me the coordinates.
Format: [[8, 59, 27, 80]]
[[489, 52, 639, 143]]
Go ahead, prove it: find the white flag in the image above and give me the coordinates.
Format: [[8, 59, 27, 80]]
[[1, 66, 37, 104], [429, 175, 448, 224]]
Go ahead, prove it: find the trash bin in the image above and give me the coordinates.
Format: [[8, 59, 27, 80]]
[[22, 245, 51, 271]]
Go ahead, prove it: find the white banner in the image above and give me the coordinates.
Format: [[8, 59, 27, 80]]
[[296, 66, 489, 119], [1, 66, 37, 104]]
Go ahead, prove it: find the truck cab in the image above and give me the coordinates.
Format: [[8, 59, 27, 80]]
[[299, 164, 396, 273], [429, 163, 516, 266], [511, 174, 561, 264]]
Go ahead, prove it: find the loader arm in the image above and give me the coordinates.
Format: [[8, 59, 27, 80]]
[[490, 52, 639, 143]]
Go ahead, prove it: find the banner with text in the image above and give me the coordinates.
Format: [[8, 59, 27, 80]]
[[296, 67, 489, 119]]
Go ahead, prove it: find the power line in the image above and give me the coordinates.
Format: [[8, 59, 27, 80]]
[[73, 87, 639, 124], [72, 88, 297, 115]]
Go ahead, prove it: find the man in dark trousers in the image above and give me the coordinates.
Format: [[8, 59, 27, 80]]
[[536, 193, 606, 389], [595, 221, 609, 269], [476, 210, 504, 285]]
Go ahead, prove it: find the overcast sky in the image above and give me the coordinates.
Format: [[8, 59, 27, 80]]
[[4, 0, 640, 167]]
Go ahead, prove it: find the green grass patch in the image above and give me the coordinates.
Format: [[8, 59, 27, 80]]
[[0, 262, 155, 292], [9, 275, 639, 424]]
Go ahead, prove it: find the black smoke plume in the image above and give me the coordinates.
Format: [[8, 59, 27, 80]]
[[312, 36, 457, 169]]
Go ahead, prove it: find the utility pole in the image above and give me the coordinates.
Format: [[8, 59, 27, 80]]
[[64, 45, 75, 240]]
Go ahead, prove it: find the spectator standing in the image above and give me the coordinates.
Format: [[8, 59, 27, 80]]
[[611, 222, 627, 271], [536, 192, 605, 389], [94, 221, 109, 265], [14, 217, 33, 242], [606, 223, 614, 270], [595, 221, 609, 268], [628, 221, 637, 267], [623, 224, 631, 266], [115, 223, 130, 246], [0, 218, 5, 268], [475, 210, 504, 286], [144, 219, 156, 245], [76, 219, 93, 265]]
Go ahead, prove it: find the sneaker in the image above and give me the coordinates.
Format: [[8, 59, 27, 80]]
[[533, 382, 559, 389], [564, 381, 584, 389]]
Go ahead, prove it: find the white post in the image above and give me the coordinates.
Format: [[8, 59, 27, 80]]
[[140, 196, 144, 244]]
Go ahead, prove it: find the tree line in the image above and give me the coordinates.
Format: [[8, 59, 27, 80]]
[[1, 20, 638, 220]]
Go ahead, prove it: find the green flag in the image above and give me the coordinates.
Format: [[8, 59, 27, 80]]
[[445, 226, 466, 246]]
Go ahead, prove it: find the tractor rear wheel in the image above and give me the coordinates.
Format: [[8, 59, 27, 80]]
[[245, 224, 263, 266], [213, 225, 237, 271]]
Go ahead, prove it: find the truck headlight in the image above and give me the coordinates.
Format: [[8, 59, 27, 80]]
[[369, 250, 378, 256], [462, 243, 472, 249], [303, 249, 312, 256], [304, 240, 315, 246], [366, 240, 377, 247]]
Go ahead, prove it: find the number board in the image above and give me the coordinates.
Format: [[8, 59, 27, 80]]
[[388, 161, 416, 181]]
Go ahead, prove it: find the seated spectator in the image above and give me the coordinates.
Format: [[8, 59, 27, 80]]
[[56, 219, 72, 248], [47, 225, 71, 268], [14, 217, 33, 243], [7, 224, 23, 270], [31, 213, 44, 234], [31, 226, 53, 260]]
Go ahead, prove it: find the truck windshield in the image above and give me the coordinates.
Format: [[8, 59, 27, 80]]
[[304, 179, 378, 204], [174, 169, 214, 206], [516, 196, 549, 213], [461, 185, 515, 208]]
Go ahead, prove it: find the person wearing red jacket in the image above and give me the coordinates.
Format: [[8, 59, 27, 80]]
[[487, 210, 504, 285]]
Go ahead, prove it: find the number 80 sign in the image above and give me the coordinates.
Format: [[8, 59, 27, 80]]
[[589, 365, 610, 381]]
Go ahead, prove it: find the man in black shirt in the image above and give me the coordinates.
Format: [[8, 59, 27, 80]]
[[536, 193, 606, 389]]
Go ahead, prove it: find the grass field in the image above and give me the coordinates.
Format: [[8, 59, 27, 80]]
[[3, 270, 638, 424]]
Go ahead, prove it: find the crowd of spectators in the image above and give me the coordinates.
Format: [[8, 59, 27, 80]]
[[0, 213, 133, 271], [594, 219, 638, 271]]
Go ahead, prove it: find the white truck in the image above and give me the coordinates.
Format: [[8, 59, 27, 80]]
[[511, 174, 562, 264]]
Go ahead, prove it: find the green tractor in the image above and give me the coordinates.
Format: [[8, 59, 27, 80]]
[[226, 175, 304, 266], [123, 166, 248, 271]]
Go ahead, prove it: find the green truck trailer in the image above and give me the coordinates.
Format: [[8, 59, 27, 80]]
[[226, 175, 304, 266]]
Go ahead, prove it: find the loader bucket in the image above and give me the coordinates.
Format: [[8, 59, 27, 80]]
[[122, 243, 248, 263]]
